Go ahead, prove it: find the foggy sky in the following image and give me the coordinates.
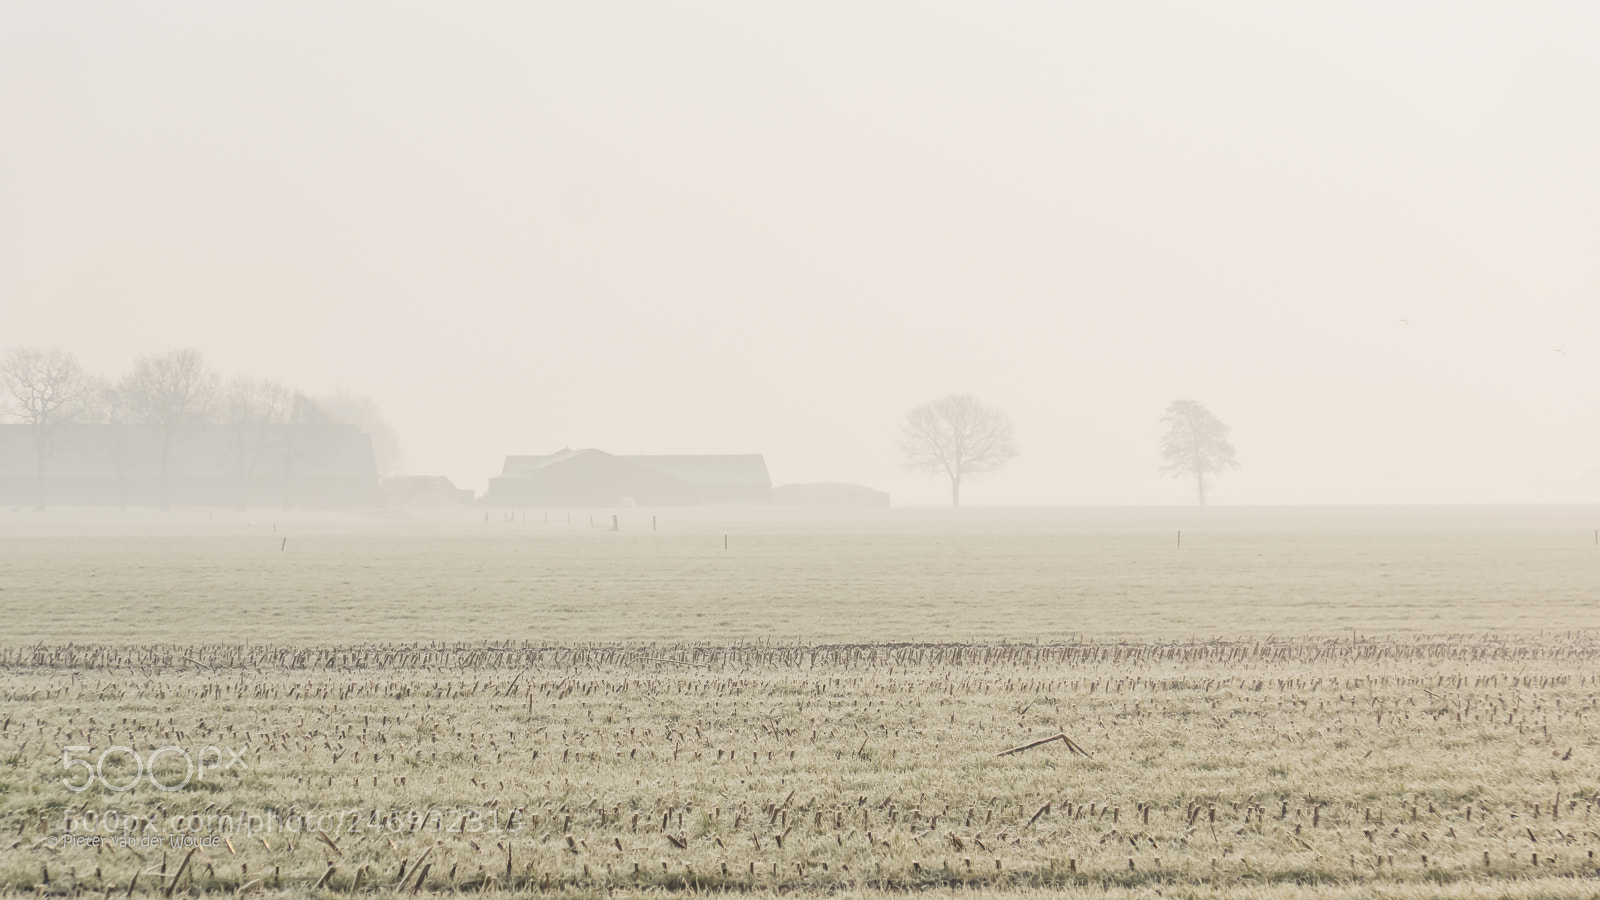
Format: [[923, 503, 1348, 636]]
[[4, 2, 1597, 505]]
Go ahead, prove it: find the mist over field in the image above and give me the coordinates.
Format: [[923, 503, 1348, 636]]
[[1, 506, 1597, 646], [5, 2, 1599, 505], [5, 4, 1600, 898]]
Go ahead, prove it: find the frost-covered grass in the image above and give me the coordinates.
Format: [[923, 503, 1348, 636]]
[[2, 507, 1597, 894], [1, 505, 1596, 644], [2, 637, 1598, 895]]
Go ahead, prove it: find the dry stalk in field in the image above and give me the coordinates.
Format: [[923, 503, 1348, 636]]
[[164, 849, 198, 898], [997, 732, 1090, 757]]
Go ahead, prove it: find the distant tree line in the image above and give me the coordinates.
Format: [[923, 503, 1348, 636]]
[[0, 346, 400, 510], [900, 394, 1238, 506]]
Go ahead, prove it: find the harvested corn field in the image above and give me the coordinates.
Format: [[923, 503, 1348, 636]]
[[4, 635, 1600, 896]]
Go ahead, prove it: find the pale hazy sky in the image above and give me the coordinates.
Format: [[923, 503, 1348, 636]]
[[4, 2, 1597, 504]]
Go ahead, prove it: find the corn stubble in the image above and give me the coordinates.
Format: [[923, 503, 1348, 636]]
[[2, 636, 1598, 897]]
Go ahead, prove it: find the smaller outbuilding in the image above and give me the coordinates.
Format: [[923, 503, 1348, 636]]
[[482, 448, 771, 507], [771, 482, 890, 507], [380, 475, 474, 507]]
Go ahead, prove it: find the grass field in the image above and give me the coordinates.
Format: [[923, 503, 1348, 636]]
[[2, 506, 1599, 897], [1, 506, 1597, 643]]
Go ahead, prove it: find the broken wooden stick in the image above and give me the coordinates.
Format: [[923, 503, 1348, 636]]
[[998, 732, 1091, 758], [998, 734, 1065, 756]]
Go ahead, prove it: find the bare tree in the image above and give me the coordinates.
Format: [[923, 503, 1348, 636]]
[[281, 392, 330, 509], [82, 379, 136, 511], [1159, 399, 1239, 505], [0, 346, 93, 509], [223, 376, 294, 509], [899, 393, 1018, 507], [117, 349, 220, 510], [315, 390, 403, 476]]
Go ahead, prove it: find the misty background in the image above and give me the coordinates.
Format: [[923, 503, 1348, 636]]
[[4, 2, 1597, 505]]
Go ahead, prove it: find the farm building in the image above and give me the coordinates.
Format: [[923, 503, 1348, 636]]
[[482, 448, 771, 507], [771, 482, 890, 507], [0, 423, 380, 509], [380, 475, 475, 507]]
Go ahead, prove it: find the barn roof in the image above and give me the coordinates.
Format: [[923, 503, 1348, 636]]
[[627, 454, 770, 486], [501, 448, 589, 476], [499, 450, 770, 486]]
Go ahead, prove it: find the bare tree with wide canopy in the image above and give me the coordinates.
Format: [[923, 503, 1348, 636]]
[[279, 391, 332, 510], [117, 349, 220, 510], [899, 393, 1018, 507], [223, 376, 294, 509], [0, 345, 93, 509], [82, 379, 135, 511], [1158, 398, 1239, 505]]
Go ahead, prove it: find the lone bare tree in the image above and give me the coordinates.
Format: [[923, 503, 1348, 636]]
[[118, 349, 220, 510], [899, 393, 1018, 507], [1159, 399, 1238, 505], [0, 346, 93, 509]]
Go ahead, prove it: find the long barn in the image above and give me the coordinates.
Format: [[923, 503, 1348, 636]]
[[0, 423, 380, 509], [481, 448, 771, 507]]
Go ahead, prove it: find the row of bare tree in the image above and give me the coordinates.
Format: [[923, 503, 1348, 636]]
[[5, 346, 1233, 511], [0, 346, 399, 510], [899, 394, 1238, 506]]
